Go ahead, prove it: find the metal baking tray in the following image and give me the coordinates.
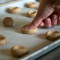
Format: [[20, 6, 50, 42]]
[[0, 0, 60, 60]]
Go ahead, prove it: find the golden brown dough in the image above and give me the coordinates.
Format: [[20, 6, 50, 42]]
[[8, 7, 21, 13], [0, 34, 7, 45], [27, 10, 37, 18], [10, 45, 29, 58], [3, 17, 13, 27], [21, 25, 38, 34], [46, 30, 60, 40], [26, 2, 37, 8]]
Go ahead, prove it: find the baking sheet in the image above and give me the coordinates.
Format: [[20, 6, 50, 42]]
[[0, 0, 60, 60]]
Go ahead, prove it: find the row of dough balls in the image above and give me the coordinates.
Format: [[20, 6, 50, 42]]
[[3, 17, 60, 40], [3, 17, 60, 39], [3, 17, 38, 34], [8, 2, 37, 18], [8, 7, 37, 18], [8, 2, 37, 13], [0, 34, 29, 58], [0, 30, 59, 57]]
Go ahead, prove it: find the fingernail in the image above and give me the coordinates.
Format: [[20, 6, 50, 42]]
[[53, 17, 56, 19], [53, 15, 57, 19], [47, 19, 50, 23]]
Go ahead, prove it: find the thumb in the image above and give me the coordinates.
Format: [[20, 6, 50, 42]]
[[31, 0, 55, 27]]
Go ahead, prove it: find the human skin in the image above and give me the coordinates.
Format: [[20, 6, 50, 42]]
[[24, 0, 60, 29]]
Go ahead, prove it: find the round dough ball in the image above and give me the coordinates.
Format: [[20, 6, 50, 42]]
[[10, 45, 29, 58], [27, 10, 37, 17], [26, 2, 37, 8], [8, 7, 21, 13], [0, 34, 7, 45], [21, 25, 38, 34], [3, 17, 13, 27], [46, 30, 60, 40]]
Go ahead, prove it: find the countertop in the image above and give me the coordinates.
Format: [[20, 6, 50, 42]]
[[35, 46, 60, 60]]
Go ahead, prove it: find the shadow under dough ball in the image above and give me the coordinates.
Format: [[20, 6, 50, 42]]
[[3, 17, 13, 27]]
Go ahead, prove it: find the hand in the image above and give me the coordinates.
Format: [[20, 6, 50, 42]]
[[25, 0, 60, 29]]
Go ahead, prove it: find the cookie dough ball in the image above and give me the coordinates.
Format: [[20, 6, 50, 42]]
[[27, 10, 37, 18], [3, 17, 13, 27], [21, 25, 38, 34], [46, 30, 60, 40], [10, 45, 29, 58], [0, 34, 7, 45], [8, 7, 21, 13], [26, 2, 37, 8]]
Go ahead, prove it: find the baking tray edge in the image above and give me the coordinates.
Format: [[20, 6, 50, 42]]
[[21, 39, 60, 60]]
